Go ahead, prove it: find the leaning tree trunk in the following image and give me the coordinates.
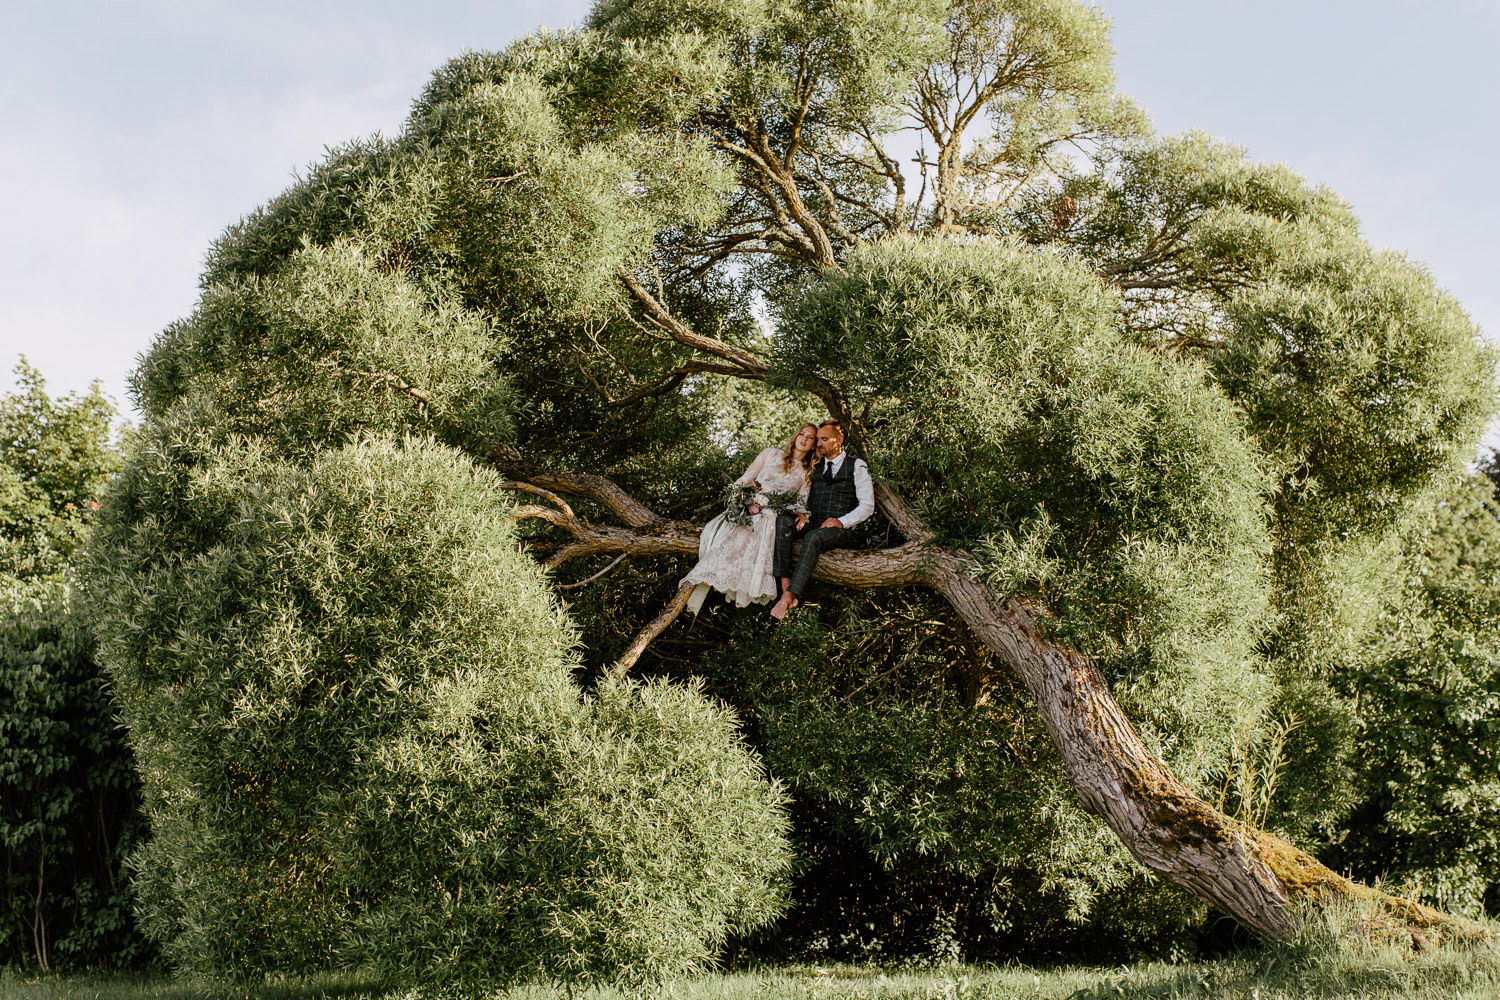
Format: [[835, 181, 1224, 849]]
[[932, 554, 1304, 939], [870, 484, 1478, 946], [929, 553, 1488, 944], [495, 453, 1484, 947]]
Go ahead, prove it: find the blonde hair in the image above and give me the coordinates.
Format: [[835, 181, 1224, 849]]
[[782, 423, 818, 478]]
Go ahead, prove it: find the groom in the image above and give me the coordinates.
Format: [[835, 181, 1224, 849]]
[[769, 420, 874, 620]]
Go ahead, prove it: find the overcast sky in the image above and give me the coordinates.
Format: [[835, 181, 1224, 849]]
[[3, 0, 1496, 451]]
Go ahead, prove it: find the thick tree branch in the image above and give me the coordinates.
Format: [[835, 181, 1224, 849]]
[[494, 454, 1485, 946], [498, 480, 575, 519], [493, 445, 671, 530], [492, 452, 928, 589]]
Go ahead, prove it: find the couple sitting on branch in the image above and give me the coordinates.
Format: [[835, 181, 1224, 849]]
[[682, 420, 874, 619]]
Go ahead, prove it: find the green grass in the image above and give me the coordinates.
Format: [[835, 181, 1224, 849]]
[[7, 950, 1500, 1000], [8, 912, 1500, 1000]]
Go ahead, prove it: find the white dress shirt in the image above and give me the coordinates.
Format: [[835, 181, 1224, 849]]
[[823, 452, 875, 528]]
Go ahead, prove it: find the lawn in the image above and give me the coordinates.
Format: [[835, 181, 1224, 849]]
[[7, 941, 1500, 1000]]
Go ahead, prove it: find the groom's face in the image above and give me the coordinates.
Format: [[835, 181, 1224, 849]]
[[816, 425, 843, 458]]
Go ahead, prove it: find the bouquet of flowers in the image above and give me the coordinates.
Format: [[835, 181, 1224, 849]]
[[721, 482, 807, 528]]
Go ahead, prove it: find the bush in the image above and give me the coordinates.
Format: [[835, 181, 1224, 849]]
[[1326, 474, 1500, 915], [0, 580, 150, 972], [82, 409, 790, 987]]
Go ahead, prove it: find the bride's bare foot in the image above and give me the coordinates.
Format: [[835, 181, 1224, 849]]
[[770, 593, 798, 620]]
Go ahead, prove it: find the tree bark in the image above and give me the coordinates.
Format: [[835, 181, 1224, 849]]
[[494, 456, 1486, 947], [612, 584, 695, 678], [927, 551, 1298, 938]]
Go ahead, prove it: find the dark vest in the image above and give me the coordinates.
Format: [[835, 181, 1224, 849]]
[[808, 455, 859, 526]]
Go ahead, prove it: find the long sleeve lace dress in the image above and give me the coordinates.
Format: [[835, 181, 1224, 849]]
[[681, 447, 811, 614]]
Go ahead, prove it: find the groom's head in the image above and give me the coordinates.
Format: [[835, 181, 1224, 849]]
[[816, 420, 844, 459]]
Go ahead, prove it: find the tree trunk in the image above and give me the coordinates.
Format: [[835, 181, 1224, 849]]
[[929, 554, 1303, 937], [923, 550, 1489, 944]]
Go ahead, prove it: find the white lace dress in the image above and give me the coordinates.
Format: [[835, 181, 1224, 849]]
[[682, 447, 811, 614]]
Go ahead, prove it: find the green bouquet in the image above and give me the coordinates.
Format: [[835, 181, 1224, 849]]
[[722, 483, 807, 528]]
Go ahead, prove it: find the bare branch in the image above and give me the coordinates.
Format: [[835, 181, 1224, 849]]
[[556, 552, 629, 590], [611, 584, 694, 677], [498, 480, 575, 519], [616, 269, 768, 376], [606, 359, 762, 410]]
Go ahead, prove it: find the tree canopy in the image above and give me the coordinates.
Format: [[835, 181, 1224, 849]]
[[89, 0, 1496, 982]]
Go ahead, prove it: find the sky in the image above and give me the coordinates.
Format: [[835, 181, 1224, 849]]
[[2, 0, 1496, 452]]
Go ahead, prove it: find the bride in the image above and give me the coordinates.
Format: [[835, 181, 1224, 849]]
[[682, 424, 816, 613]]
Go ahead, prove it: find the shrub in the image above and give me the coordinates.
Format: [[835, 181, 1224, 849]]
[[82, 409, 789, 986], [0, 580, 149, 972]]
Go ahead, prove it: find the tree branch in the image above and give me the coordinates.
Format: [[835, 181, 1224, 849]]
[[492, 452, 928, 588], [605, 359, 762, 409], [616, 269, 768, 376], [556, 552, 629, 590], [494, 445, 673, 530], [612, 584, 695, 677]]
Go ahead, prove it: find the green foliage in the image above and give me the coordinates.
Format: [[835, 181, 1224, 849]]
[[405, 68, 729, 317], [592, 0, 946, 133], [159, 31, 744, 474], [133, 241, 509, 454], [81, 412, 790, 986], [779, 237, 1272, 787], [200, 139, 405, 288], [0, 365, 146, 972], [0, 581, 149, 973], [354, 674, 789, 987], [1218, 236, 1495, 540], [696, 592, 1200, 945], [1327, 474, 1500, 915], [1033, 132, 1357, 312], [0, 363, 120, 581]]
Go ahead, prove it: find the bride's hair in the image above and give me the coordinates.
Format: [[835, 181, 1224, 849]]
[[781, 423, 818, 477]]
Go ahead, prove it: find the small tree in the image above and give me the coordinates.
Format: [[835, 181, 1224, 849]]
[[0, 362, 145, 971], [0, 361, 120, 580]]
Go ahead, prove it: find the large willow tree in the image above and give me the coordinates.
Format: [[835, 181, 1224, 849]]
[[99, 0, 1494, 968]]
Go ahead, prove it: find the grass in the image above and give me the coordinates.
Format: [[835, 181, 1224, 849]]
[[8, 953, 1500, 1000], [7, 910, 1500, 1000]]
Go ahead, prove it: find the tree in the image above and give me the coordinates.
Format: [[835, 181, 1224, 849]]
[[104, 0, 1495, 966], [1325, 473, 1500, 917], [0, 362, 146, 971], [0, 360, 120, 581], [81, 412, 790, 986]]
